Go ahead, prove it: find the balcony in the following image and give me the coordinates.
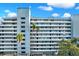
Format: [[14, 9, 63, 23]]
[[30, 39, 62, 41], [30, 50, 58, 52], [31, 32, 71, 34], [31, 21, 71, 23], [30, 46, 59, 48], [30, 42, 58, 44]]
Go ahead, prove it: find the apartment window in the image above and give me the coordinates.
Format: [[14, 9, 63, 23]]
[[2, 30, 4, 32], [14, 37, 16, 39], [23, 39, 25, 41], [14, 33, 17, 35], [2, 37, 4, 39], [13, 26, 17, 28], [11, 41, 17, 43], [12, 23, 17, 25], [66, 37, 71, 39], [21, 30, 25, 32], [0, 48, 4, 50], [2, 26, 4, 28], [21, 22, 25, 24], [23, 34, 25, 36], [0, 45, 4, 46], [21, 26, 25, 28], [36, 38, 38, 39], [14, 30, 17, 32], [14, 48, 17, 50], [65, 30, 71, 32], [21, 43, 25, 45], [65, 23, 71, 25], [21, 17, 25, 19], [14, 44, 17, 46], [21, 47, 25, 49], [21, 51, 25, 53]]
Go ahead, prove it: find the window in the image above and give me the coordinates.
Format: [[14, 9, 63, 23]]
[[21, 22, 25, 24], [21, 30, 25, 32], [0, 48, 4, 50], [14, 33, 17, 35], [23, 34, 25, 36], [23, 39, 25, 41], [21, 26, 25, 28], [11, 41, 17, 43], [13, 26, 17, 28], [2, 41, 4, 43], [14, 37, 16, 39], [14, 48, 17, 50], [21, 51, 25, 53], [66, 37, 71, 39], [14, 44, 17, 46], [2, 26, 4, 28], [21, 47, 25, 49], [2, 37, 4, 39], [21, 17, 25, 19], [14, 30, 17, 32], [21, 43, 25, 45]]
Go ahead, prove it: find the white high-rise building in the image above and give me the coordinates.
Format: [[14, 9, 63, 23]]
[[0, 8, 78, 56], [30, 17, 72, 56], [0, 17, 17, 55], [0, 8, 30, 56], [17, 8, 30, 55]]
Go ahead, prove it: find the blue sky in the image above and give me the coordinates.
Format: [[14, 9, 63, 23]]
[[0, 3, 79, 18]]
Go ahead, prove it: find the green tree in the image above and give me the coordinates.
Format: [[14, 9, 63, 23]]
[[16, 32, 24, 55], [71, 38, 79, 47], [58, 39, 79, 56], [16, 32, 24, 43], [32, 23, 39, 31], [31, 23, 39, 39], [30, 23, 39, 56]]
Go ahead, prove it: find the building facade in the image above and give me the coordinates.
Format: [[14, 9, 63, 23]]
[[0, 8, 30, 56], [0, 8, 78, 56], [71, 14, 79, 38], [17, 8, 30, 55], [0, 17, 17, 55], [30, 17, 72, 56]]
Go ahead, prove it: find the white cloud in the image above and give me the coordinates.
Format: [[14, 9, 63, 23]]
[[52, 13, 59, 17], [38, 6, 53, 11], [47, 3, 75, 8], [7, 12, 17, 18], [63, 13, 71, 17], [4, 9, 17, 18], [75, 6, 79, 9], [4, 10, 10, 13]]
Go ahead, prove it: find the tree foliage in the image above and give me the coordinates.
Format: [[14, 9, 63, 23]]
[[32, 23, 39, 31], [58, 38, 79, 56], [16, 32, 24, 43]]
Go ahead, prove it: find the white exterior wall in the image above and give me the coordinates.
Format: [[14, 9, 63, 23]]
[[71, 14, 79, 37], [0, 8, 73, 56], [30, 17, 72, 56], [17, 8, 30, 55], [0, 18, 17, 55]]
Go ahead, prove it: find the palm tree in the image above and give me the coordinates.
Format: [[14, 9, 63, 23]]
[[32, 23, 36, 31], [58, 39, 79, 56], [31, 23, 39, 39], [71, 38, 78, 44], [32, 23, 39, 31], [31, 23, 39, 55], [16, 32, 24, 55]]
